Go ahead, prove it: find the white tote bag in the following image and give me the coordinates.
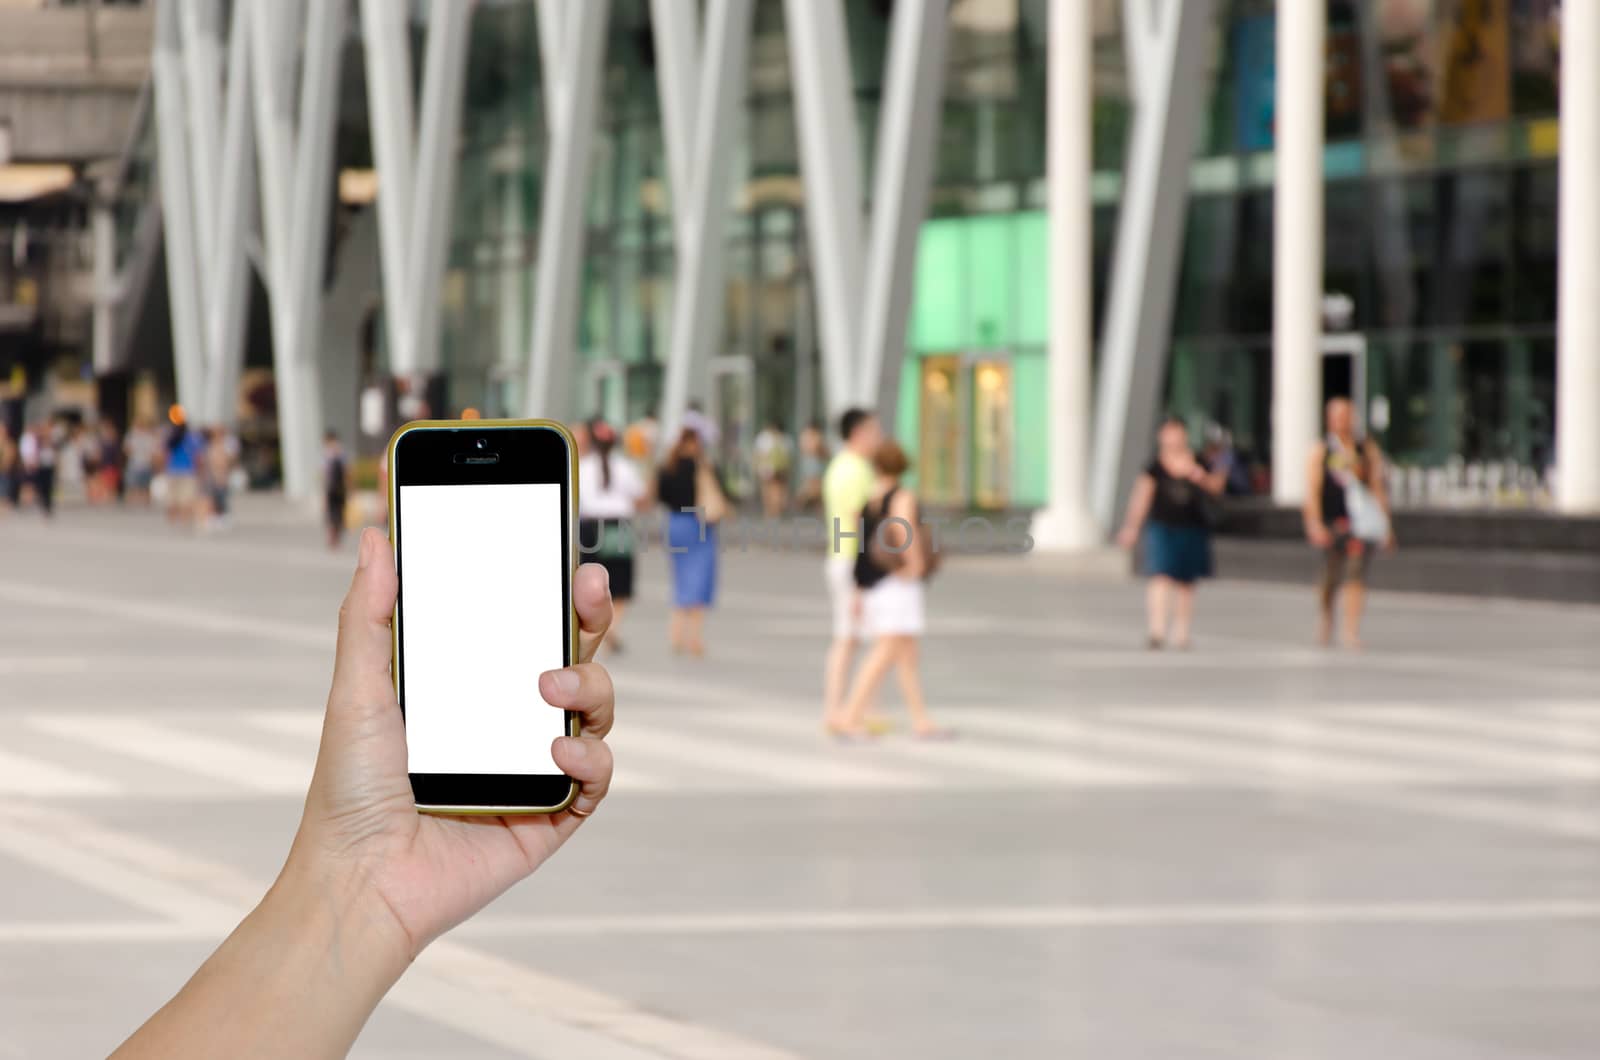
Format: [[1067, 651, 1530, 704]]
[[1343, 479, 1391, 543]]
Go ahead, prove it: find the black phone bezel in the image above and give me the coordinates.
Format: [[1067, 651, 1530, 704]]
[[392, 423, 576, 810]]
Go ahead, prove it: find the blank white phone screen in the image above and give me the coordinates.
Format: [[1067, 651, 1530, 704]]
[[399, 482, 565, 775]]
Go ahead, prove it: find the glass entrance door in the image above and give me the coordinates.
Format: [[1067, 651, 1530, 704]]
[[917, 354, 1014, 508], [971, 358, 1014, 509], [919, 356, 964, 505]]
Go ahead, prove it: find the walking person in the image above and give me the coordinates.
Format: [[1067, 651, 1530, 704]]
[[72, 422, 99, 502], [753, 418, 793, 518], [0, 423, 17, 512], [94, 419, 123, 504], [578, 418, 646, 654], [123, 416, 160, 506], [794, 420, 828, 513], [323, 430, 350, 550], [164, 418, 202, 525], [20, 420, 59, 517], [203, 427, 235, 531], [821, 408, 882, 733], [656, 426, 727, 657], [836, 441, 948, 739], [1304, 397, 1396, 650], [1116, 418, 1226, 650]]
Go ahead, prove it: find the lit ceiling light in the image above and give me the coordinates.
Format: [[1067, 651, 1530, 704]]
[[951, 0, 1019, 34], [0, 164, 76, 203]]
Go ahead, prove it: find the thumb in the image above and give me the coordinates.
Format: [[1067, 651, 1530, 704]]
[[330, 528, 398, 707]]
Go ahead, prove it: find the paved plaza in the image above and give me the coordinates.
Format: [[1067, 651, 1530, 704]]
[[2, 499, 1600, 1058]]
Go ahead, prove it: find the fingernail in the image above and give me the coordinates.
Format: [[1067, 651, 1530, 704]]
[[557, 736, 588, 762], [357, 531, 372, 570], [543, 669, 580, 700]]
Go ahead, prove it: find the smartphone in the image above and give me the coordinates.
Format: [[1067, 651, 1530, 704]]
[[387, 419, 579, 815]]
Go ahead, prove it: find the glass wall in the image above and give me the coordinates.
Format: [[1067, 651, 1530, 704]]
[[429, 0, 1563, 510], [1165, 0, 1560, 503]]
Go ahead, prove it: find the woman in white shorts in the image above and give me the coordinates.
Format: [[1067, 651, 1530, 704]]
[[836, 441, 949, 739]]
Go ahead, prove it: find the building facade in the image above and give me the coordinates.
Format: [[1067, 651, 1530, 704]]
[[431, 0, 1568, 511], [8, 0, 1586, 516]]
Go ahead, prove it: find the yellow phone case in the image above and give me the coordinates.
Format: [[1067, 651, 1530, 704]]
[[386, 418, 581, 815]]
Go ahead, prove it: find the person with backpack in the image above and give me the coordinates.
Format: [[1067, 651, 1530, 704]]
[[835, 440, 949, 740], [1304, 397, 1396, 650]]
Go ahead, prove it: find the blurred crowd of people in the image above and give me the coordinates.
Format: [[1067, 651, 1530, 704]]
[[0, 410, 244, 532]]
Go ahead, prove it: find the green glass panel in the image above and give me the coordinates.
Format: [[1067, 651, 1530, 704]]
[[896, 352, 922, 492], [912, 220, 967, 351], [968, 215, 1016, 349], [1016, 212, 1048, 346], [1012, 350, 1048, 507]]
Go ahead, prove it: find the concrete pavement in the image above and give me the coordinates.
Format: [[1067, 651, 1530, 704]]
[[2, 497, 1600, 1058]]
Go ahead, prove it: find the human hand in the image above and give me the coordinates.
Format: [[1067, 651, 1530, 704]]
[[1307, 523, 1334, 549], [1384, 532, 1399, 554], [285, 528, 615, 961], [1116, 525, 1139, 550]]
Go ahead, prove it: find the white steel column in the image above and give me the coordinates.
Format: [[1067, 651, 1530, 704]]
[[783, 0, 863, 421], [1558, 0, 1600, 511], [249, 0, 346, 498], [1088, 0, 1214, 527], [177, 0, 223, 263], [1031, 0, 1098, 550], [153, 0, 206, 415], [524, 0, 611, 419], [361, 0, 474, 382], [856, 0, 948, 427], [200, 4, 254, 425], [360, 0, 416, 375], [785, 0, 947, 424], [652, 0, 755, 450], [91, 201, 118, 376], [1271, 0, 1325, 507]]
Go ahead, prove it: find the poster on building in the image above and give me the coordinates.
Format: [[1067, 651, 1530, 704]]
[[1379, 0, 1437, 130], [1232, 14, 1275, 152], [1436, 0, 1511, 124], [1326, 2, 1364, 140], [1509, 0, 1559, 115]]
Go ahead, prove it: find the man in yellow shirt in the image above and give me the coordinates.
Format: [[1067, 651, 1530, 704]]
[[822, 407, 882, 732]]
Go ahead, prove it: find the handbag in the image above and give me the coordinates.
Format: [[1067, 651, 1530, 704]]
[[1343, 479, 1391, 543], [695, 460, 729, 524]]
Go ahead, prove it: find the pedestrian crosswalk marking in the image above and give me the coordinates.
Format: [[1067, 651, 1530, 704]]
[[28, 716, 313, 794], [939, 708, 1428, 784], [1347, 704, 1600, 754], [705, 710, 1181, 786], [615, 721, 935, 789], [1128, 706, 1600, 780], [0, 748, 121, 797], [9, 701, 1600, 802]]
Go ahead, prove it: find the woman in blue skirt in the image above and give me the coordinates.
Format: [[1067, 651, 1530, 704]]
[[1116, 418, 1227, 649], [656, 426, 727, 657]]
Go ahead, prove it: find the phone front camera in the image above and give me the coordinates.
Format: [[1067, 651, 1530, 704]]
[[475, 438, 487, 449]]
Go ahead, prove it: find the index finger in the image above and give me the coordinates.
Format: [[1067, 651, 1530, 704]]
[[574, 563, 613, 663]]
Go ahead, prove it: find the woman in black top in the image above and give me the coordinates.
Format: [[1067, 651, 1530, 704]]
[[656, 427, 725, 657], [1117, 418, 1226, 649]]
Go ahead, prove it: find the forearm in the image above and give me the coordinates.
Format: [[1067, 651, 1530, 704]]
[[1120, 483, 1153, 534], [113, 857, 410, 1060]]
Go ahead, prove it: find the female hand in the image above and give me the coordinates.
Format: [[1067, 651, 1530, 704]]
[[1116, 525, 1140, 550], [287, 528, 616, 960]]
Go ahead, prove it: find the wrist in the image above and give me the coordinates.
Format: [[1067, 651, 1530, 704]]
[[258, 849, 415, 1013]]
